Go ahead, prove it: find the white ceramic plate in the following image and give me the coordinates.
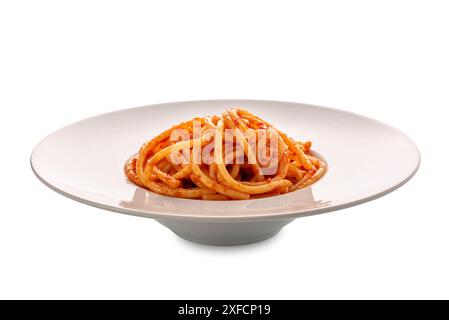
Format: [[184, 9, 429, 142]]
[[31, 100, 420, 245]]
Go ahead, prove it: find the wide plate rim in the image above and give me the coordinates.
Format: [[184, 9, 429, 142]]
[[30, 99, 421, 222]]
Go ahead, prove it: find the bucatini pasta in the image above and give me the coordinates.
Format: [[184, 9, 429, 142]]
[[125, 108, 326, 200]]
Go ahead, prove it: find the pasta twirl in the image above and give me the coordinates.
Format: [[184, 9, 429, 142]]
[[125, 108, 326, 200]]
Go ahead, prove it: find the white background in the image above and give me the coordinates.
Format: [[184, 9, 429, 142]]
[[1, 1, 448, 299]]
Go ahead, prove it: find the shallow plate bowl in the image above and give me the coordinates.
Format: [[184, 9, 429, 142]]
[[31, 100, 420, 245]]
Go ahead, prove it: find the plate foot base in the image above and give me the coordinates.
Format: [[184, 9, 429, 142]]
[[157, 219, 293, 246]]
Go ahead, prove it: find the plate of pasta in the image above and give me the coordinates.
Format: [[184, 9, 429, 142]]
[[31, 100, 420, 245]]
